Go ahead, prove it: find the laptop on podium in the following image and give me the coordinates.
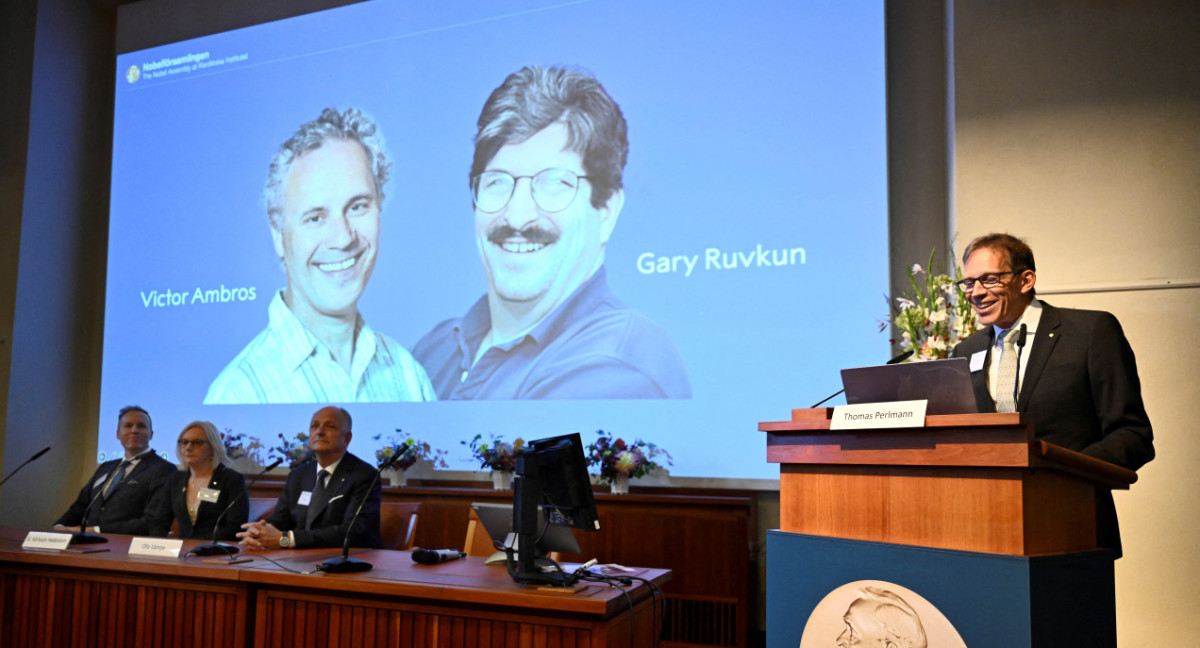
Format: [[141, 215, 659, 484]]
[[840, 357, 980, 415]]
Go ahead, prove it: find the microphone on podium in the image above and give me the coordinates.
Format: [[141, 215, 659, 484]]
[[810, 349, 914, 408], [1009, 323, 1028, 406]]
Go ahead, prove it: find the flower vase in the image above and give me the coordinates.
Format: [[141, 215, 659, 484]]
[[610, 474, 630, 495], [230, 456, 262, 475], [491, 470, 513, 491], [384, 468, 406, 488]]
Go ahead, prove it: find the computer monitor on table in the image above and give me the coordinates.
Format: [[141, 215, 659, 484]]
[[509, 432, 599, 586]]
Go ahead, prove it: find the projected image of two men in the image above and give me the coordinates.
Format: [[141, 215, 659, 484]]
[[206, 66, 691, 404], [103, 0, 888, 479]]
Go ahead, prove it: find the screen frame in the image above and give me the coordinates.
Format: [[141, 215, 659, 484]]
[[100, 0, 892, 484]]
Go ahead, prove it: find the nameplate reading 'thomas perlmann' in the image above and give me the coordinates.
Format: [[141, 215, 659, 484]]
[[830, 400, 927, 430]]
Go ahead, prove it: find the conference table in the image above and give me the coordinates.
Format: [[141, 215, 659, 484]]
[[0, 527, 669, 647]]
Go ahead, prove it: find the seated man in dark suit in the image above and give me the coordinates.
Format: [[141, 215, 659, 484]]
[[951, 233, 1154, 556], [236, 406, 381, 550], [53, 405, 175, 535]]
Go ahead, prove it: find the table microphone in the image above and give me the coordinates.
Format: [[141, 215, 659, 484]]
[[317, 445, 410, 574], [71, 481, 109, 545], [192, 457, 284, 557], [0, 446, 50, 488], [412, 548, 466, 565], [811, 349, 914, 407]]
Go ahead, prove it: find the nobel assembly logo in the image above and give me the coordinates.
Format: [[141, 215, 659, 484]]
[[126, 65, 140, 84]]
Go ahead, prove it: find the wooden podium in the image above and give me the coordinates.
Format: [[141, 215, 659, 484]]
[[760, 407, 1135, 556], [760, 408, 1136, 648]]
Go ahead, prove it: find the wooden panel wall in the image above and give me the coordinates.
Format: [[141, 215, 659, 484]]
[[0, 565, 249, 648], [254, 588, 652, 648]]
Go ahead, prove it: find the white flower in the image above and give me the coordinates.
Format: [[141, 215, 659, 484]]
[[911, 263, 924, 276], [929, 310, 948, 323], [895, 297, 916, 310]]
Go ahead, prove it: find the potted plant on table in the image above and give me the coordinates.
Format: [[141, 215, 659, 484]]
[[585, 431, 672, 495], [462, 433, 525, 490], [373, 430, 449, 487]]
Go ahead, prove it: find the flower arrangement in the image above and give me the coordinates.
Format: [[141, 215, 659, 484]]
[[220, 429, 265, 466], [373, 430, 448, 472], [462, 433, 525, 472], [585, 431, 672, 484], [885, 249, 980, 361], [271, 432, 313, 468]]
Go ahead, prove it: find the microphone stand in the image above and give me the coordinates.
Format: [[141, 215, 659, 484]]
[[192, 458, 284, 557], [0, 446, 50, 488], [810, 350, 914, 407], [1011, 323, 1028, 407], [71, 481, 110, 545], [317, 446, 409, 574]]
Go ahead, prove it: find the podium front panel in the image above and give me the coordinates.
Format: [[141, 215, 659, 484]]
[[767, 530, 1116, 648], [780, 464, 1096, 555]]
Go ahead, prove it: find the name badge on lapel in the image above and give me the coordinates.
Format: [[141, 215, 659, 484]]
[[298, 491, 312, 506], [198, 488, 220, 503]]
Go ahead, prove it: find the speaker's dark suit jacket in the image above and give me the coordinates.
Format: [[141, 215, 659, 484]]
[[265, 451, 381, 549], [56, 451, 175, 535], [147, 463, 248, 540], [952, 302, 1154, 555]]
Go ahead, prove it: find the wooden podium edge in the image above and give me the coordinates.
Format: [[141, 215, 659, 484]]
[[761, 409, 1136, 490], [1032, 441, 1136, 490], [757, 409, 1025, 432]]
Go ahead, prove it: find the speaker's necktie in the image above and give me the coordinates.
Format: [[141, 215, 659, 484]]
[[995, 329, 1019, 413]]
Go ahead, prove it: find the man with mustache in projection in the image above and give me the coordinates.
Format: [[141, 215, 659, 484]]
[[413, 66, 690, 400]]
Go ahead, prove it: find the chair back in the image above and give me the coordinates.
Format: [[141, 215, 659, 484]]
[[380, 501, 420, 550], [247, 497, 276, 522]]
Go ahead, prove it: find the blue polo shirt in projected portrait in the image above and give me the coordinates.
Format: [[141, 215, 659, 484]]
[[412, 267, 691, 400]]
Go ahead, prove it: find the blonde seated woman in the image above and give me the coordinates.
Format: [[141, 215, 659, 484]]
[[149, 421, 248, 540]]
